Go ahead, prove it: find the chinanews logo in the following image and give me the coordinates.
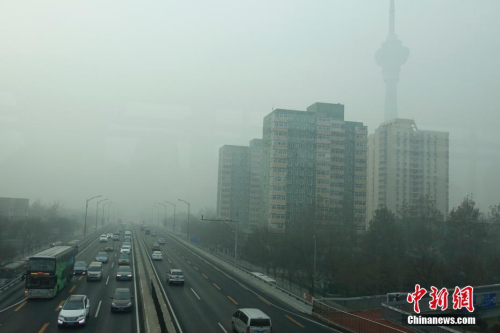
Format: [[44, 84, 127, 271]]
[[405, 284, 477, 326]]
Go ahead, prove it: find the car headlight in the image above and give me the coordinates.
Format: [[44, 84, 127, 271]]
[[58, 319, 63, 324], [112, 302, 116, 306], [127, 302, 132, 307], [127, 274, 132, 277]]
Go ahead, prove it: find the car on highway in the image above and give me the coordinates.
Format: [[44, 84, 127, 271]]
[[158, 238, 165, 244], [104, 243, 114, 252], [123, 241, 131, 248], [113, 233, 120, 241], [231, 308, 272, 333], [116, 265, 133, 281], [111, 288, 133, 312], [152, 251, 163, 260], [99, 234, 107, 243], [118, 253, 130, 265], [107, 233, 113, 239], [73, 261, 87, 275], [151, 230, 157, 237], [95, 252, 109, 263], [167, 269, 184, 286], [86, 262, 103, 281], [120, 245, 131, 255], [57, 295, 90, 327], [152, 242, 160, 251]]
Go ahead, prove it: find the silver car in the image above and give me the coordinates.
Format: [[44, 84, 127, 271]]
[[57, 295, 90, 327]]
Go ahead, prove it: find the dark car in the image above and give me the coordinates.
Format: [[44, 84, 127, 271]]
[[95, 252, 109, 263], [110, 288, 133, 312], [104, 243, 114, 252], [74, 261, 87, 275], [116, 266, 133, 281]]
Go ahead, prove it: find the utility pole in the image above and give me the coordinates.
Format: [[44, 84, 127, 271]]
[[201, 216, 239, 261], [84, 195, 101, 238]]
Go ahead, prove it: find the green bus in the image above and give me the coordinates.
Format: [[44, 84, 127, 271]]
[[24, 246, 76, 298]]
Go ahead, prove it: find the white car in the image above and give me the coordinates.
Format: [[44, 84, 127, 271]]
[[120, 245, 131, 254], [167, 269, 184, 286], [57, 295, 90, 327], [152, 251, 163, 260], [99, 235, 107, 243]]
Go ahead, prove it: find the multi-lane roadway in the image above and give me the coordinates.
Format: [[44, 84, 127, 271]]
[[0, 226, 141, 333], [0, 224, 337, 332]]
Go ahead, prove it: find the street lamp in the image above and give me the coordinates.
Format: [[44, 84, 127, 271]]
[[158, 203, 167, 227], [313, 235, 317, 297], [165, 201, 176, 233], [84, 195, 101, 238], [102, 202, 113, 227], [178, 199, 190, 241], [201, 215, 239, 261], [96, 199, 109, 232]]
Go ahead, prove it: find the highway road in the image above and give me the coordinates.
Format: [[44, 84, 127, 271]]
[[0, 225, 141, 333], [140, 225, 336, 333]]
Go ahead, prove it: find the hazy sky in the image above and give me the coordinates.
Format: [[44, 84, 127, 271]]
[[1, 0, 499, 220]]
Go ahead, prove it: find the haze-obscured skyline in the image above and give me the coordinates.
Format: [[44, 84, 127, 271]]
[[1, 1, 499, 220]]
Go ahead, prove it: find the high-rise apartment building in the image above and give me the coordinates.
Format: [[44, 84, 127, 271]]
[[261, 102, 368, 233], [216, 139, 263, 229], [248, 139, 264, 229], [366, 119, 449, 225]]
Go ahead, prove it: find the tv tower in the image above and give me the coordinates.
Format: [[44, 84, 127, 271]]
[[375, 0, 409, 121]]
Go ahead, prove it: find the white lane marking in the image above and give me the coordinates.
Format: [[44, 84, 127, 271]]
[[0, 298, 27, 314], [167, 259, 172, 264], [111, 262, 114, 268], [106, 276, 110, 285], [218, 323, 228, 333], [95, 300, 102, 317], [190, 288, 201, 300]]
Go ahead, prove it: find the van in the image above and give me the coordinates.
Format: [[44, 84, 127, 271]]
[[86, 262, 103, 281], [231, 308, 272, 333], [124, 231, 132, 237]]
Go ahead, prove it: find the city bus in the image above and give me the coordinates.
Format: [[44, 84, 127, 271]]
[[0, 261, 27, 287], [24, 246, 76, 298]]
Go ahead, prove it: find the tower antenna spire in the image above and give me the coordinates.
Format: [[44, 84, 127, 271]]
[[389, 0, 395, 35]]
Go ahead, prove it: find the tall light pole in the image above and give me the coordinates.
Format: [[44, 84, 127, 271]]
[[313, 235, 317, 297], [84, 195, 101, 238], [158, 203, 167, 227], [178, 199, 190, 241], [165, 201, 176, 233], [201, 216, 239, 261], [96, 199, 109, 232], [102, 201, 113, 227]]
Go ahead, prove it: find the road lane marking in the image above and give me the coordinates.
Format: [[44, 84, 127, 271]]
[[238, 283, 248, 291], [54, 300, 64, 312], [213, 283, 221, 290], [218, 323, 228, 332], [227, 296, 238, 305], [95, 300, 102, 317], [69, 285, 76, 293], [111, 262, 114, 268], [187, 260, 191, 264], [167, 259, 172, 263], [14, 301, 27, 312], [224, 273, 233, 280], [38, 323, 49, 333], [258, 296, 271, 306], [106, 276, 110, 285], [191, 288, 201, 300], [202, 274, 208, 279], [78, 275, 83, 281], [0, 298, 27, 314], [285, 315, 305, 328], [194, 266, 198, 270]]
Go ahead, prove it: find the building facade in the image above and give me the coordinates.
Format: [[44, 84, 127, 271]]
[[261, 102, 368, 233], [0, 197, 29, 221], [367, 119, 449, 225]]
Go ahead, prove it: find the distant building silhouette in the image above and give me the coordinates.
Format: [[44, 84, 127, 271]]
[[375, 0, 409, 121]]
